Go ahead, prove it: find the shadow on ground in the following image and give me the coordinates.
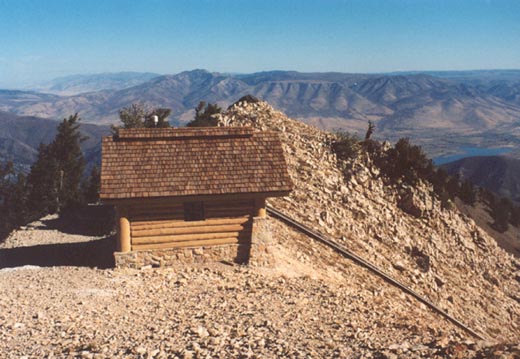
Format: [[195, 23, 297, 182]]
[[0, 236, 116, 269], [40, 205, 115, 236]]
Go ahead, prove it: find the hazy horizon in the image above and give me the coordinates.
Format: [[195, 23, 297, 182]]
[[4, 67, 520, 91]]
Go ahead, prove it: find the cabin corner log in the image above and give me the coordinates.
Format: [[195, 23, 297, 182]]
[[117, 206, 131, 253], [254, 197, 267, 218]]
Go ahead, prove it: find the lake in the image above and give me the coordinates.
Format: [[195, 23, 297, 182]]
[[433, 146, 513, 165]]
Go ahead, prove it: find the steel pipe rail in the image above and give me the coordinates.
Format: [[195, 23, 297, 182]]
[[266, 205, 486, 341]]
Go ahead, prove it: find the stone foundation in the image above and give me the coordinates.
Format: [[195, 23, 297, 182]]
[[114, 216, 275, 269], [249, 216, 275, 266]]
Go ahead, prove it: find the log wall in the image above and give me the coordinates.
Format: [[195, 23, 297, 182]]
[[126, 199, 255, 251]]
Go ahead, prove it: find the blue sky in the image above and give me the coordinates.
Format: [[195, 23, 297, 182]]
[[1, 0, 519, 88]]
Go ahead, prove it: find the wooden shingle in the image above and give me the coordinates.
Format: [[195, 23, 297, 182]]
[[100, 127, 293, 200]]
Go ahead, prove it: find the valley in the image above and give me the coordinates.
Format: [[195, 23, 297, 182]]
[[1, 69, 519, 161]]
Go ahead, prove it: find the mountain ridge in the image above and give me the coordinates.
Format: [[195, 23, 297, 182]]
[[444, 155, 520, 204], [29, 71, 160, 96], [1, 69, 519, 158], [0, 111, 110, 172]]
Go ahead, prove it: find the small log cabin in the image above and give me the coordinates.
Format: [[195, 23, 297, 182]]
[[100, 127, 293, 267]]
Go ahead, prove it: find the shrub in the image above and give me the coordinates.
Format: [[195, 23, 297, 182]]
[[331, 131, 361, 161], [187, 101, 222, 127], [459, 179, 477, 205], [379, 138, 434, 186], [491, 197, 512, 232]]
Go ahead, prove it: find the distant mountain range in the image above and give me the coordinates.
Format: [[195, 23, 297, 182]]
[[444, 155, 520, 204], [1, 69, 520, 158], [30, 72, 160, 96], [0, 111, 110, 173]]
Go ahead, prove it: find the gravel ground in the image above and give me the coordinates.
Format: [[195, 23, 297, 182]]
[[2, 217, 518, 359]]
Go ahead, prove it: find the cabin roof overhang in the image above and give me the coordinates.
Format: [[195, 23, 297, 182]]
[[100, 127, 293, 202], [101, 191, 291, 206]]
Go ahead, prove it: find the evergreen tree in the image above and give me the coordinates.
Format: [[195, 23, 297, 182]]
[[26, 143, 60, 215], [459, 179, 477, 205], [431, 168, 448, 193], [384, 138, 432, 185], [113, 103, 172, 133], [0, 163, 28, 239], [187, 101, 222, 127], [491, 197, 511, 232], [510, 205, 520, 227], [365, 120, 375, 141], [0, 161, 14, 197], [26, 114, 86, 214], [332, 131, 360, 160], [446, 174, 461, 199], [83, 166, 100, 203], [144, 108, 171, 128], [118, 103, 147, 129], [51, 114, 86, 210]]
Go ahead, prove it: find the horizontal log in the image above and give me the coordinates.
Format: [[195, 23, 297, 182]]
[[130, 208, 251, 219], [205, 204, 253, 210], [131, 216, 251, 229], [129, 202, 184, 210], [130, 212, 184, 221], [130, 200, 251, 211], [131, 208, 252, 220], [132, 237, 241, 251], [130, 206, 184, 212], [204, 203, 254, 211], [132, 231, 251, 245], [206, 211, 252, 217], [130, 214, 185, 222], [130, 213, 185, 220], [132, 224, 246, 238]]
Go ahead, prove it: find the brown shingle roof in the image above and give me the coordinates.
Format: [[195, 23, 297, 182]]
[[100, 127, 293, 200]]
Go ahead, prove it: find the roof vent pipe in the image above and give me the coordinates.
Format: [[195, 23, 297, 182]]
[[153, 115, 159, 127]]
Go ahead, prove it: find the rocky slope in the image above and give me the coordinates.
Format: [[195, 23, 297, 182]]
[[454, 199, 520, 258], [217, 100, 520, 343]]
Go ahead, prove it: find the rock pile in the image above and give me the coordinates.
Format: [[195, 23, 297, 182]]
[[217, 100, 520, 343]]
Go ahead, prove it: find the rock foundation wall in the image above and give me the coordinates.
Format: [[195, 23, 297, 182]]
[[114, 216, 275, 268]]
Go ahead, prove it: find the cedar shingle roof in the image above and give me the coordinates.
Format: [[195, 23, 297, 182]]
[[100, 127, 293, 200]]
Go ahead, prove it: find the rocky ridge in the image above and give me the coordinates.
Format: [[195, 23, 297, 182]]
[[217, 100, 520, 343]]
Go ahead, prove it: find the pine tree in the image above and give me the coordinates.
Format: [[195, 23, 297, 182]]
[[491, 197, 511, 232], [26, 114, 86, 215], [446, 174, 461, 199], [83, 166, 100, 203], [144, 108, 172, 128], [365, 120, 375, 141], [119, 103, 147, 129], [510, 205, 520, 227], [459, 179, 477, 205], [26, 143, 60, 215], [0, 163, 28, 240], [51, 114, 86, 210], [113, 103, 172, 133], [187, 101, 222, 127]]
